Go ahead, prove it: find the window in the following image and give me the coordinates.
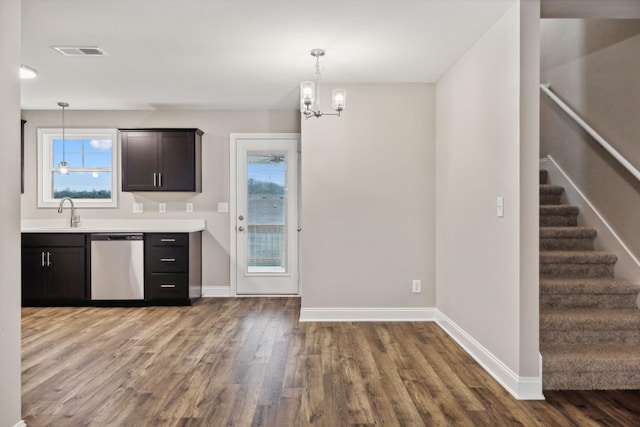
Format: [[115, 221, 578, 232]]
[[37, 128, 118, 208]]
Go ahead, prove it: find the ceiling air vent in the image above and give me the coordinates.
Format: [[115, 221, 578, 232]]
[[52, 46, 108, 56]]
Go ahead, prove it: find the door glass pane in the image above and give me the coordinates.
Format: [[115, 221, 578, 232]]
[[246, 151, 287, 274]]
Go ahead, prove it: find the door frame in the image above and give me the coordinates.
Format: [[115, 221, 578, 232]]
[[229, 133, 301, 296]]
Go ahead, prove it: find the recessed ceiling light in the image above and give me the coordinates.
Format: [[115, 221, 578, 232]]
[[20, 65, 37, 79], [52, 46, 108, 56]]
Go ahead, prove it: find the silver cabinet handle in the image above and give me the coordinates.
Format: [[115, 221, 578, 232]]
[[160, 258, 176, 262], [46, 252, 51, 267], [238, 226, 245, 232], [160, 284, 176, 288], [158, 172, 162, 187], [153, 172, 157, 186], [41, 251, 45, 267], [160, 238, 175, 242]]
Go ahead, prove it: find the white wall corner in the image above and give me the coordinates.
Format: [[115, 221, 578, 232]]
[[13, 421, 26, 427], [299, 307, 437, 322], [201, 285, 231, 298], [435, 310, 544, 400]]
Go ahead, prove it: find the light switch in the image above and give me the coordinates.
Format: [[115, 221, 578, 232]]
[[133, 203, 144, 214], [218, 202, 229, 213], [497, 197, 504, 218]]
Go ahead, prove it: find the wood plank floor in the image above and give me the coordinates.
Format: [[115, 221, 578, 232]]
[[22, 298, 640, 426]]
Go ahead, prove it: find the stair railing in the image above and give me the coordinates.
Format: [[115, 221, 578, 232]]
[[540, 84, 640, 182]]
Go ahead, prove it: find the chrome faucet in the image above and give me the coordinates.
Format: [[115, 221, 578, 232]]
[[57, 197, 80, 228]]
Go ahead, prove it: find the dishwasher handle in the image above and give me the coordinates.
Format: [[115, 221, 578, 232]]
[[91, 233, 144, 241]]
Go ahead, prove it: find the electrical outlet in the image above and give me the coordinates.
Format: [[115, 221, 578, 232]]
[[412, 279, 422, 293], [186, 203, 194, 213], [497, 196, 504, 218], [133, 203, 144, 214], [159, 203, 166, 213], [218, 202, 229, 213]]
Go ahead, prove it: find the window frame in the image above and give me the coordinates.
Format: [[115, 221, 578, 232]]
[[37, 128, 119, 208]]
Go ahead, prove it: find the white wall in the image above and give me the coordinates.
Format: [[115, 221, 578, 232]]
[[0, 0, 23, 424], [300, 84, 435, 310], [435, 0, 540, 387], [540, 19, 640, 275], [21, 110, 299, 291]]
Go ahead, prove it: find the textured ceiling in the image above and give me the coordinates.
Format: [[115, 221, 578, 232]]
[[21, 0, 516, 110]]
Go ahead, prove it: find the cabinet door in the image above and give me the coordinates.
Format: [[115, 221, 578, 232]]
[[22, 247, 49, 301], [122, 132, 159, 191], [48, 247, 86, 301], [159, 132, 195, 191]]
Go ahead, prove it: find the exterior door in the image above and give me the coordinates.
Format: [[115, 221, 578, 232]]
[[234, 135, 299, 295]]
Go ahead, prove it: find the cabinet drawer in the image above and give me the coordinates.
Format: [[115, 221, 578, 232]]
[[22, 233, 86, 247], [149, 247, 187, 272], [147, 233, 187, 247], [149, 274, 187, 299]]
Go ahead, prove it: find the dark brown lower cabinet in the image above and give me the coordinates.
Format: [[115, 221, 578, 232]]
[[22, 234, 88, 306], [145, 232, 202, 305]]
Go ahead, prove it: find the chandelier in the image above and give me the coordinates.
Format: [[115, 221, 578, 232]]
[[300, 49, 346, 119], [58, 102, 70, 175]]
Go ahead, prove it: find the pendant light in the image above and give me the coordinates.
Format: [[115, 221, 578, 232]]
[[58, 102, 69, 175], [300, 49, 346, 119]]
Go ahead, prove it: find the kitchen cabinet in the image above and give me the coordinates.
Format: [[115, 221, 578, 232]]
[[120, 128, 203, 192], [22, 234, 88, 306], [145, 232, 202, 305]]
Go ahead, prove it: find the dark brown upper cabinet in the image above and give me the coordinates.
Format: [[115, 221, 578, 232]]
[[120, 128, 203, 192]]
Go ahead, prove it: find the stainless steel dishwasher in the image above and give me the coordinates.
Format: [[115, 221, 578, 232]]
[[91, 233, 144, 301]]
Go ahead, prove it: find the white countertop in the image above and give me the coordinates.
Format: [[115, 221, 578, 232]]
[[21, 219, 206, 233]]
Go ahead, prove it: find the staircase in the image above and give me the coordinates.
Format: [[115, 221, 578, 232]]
[[539, 170, 640, 390]]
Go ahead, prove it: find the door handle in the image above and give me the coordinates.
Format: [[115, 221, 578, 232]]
[[46, 252, 51, 267], [160, 258, 176, 262], [153, 172, 157, 187], [238, 226, 245, 232], [160, 284, 176, 288], [41, 251, 45, 267], [158, 172, 162, 187]]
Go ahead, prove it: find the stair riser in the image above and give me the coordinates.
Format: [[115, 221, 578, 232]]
[[543, 370, 640, 390], [540, 216, 578, 227], [540, 263, 614, 278], [540, 294, 638, 309], [540, 170, 549, 185], [540, 238, 594, 251], [541, 329, 640, 345], [540, 194, 562, 205]]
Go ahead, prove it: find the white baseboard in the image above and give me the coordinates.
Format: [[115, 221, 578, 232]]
[[542, 156, 640, 285], [201, 286, 231, 297], [13, 421, 26, 427], [435, 310, 544, 400], [299, 307, 437, 322]]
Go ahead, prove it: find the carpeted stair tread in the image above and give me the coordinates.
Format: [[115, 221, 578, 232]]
[[540, 227, 596, 251], [540, 277, 640, 295], [541, 344, 640, 389], [540, 205, 579, 215], [539, 251, 617, 265], [541, 308, 640, 330], [539, 227, 596, 239], [542, 344, 640, 370], [540, 184, 564, 195]]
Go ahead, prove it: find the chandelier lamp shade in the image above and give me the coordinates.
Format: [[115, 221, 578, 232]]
[[20, 65, 38, 79], [58, 102, 70, 175], [300, 49, 346, 119]]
